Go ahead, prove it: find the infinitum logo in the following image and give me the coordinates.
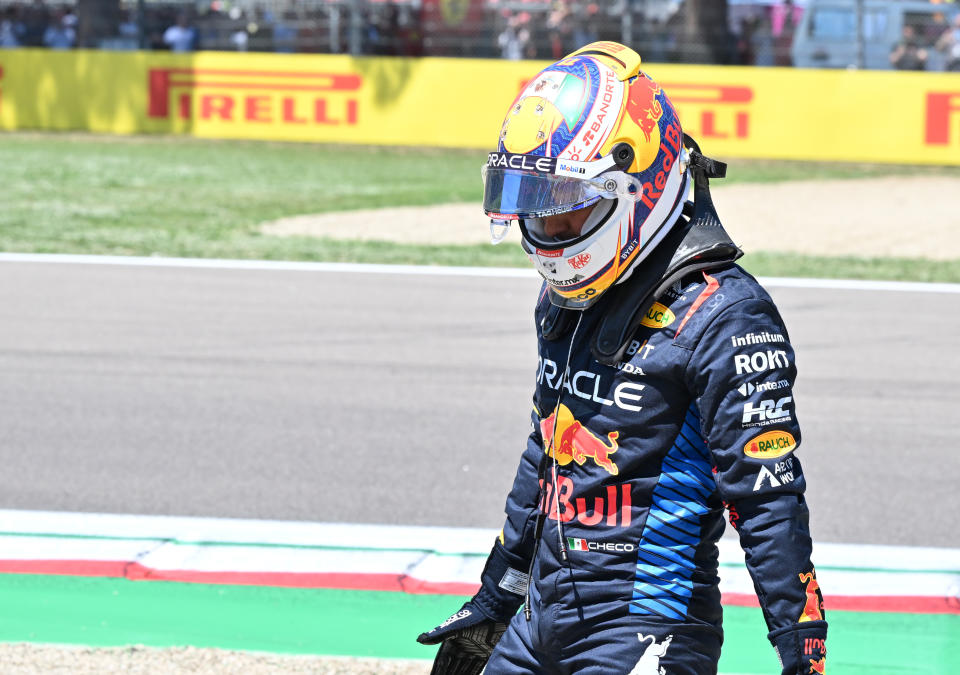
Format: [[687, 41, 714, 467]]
[[147, 68, 362, 125]]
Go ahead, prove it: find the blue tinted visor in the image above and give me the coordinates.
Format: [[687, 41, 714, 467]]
[[482, 166, 612, 219]]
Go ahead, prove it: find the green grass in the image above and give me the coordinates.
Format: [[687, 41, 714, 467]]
[[2, 132, 959, 282], [1, 574, 958, 673]]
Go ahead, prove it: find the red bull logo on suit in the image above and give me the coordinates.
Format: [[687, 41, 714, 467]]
[[539, 469, 632, 527], [541, 404, 619, 475]]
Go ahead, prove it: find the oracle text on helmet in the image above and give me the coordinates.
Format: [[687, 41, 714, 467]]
[[487, 152, 556, 173]]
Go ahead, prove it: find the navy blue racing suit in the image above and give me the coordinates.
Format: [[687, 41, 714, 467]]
[[485, 264, 827, 674]]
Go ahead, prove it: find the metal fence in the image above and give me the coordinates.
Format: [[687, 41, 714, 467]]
[[0, 0, 802, 67]]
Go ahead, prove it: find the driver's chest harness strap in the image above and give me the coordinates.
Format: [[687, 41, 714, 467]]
[[540, 145, 743, 366]]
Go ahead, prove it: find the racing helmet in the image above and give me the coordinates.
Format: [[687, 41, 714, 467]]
[[483, 42, 690, 310]]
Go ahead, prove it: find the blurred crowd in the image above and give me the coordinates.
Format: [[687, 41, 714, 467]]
[[890, 12, 960, 70], [0, 0, 959, 71]]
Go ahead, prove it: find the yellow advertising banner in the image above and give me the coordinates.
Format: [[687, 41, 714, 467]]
[[1, 49, 960, 165]]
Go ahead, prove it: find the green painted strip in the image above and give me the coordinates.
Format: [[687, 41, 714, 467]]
[[0, 574, 956, 673]]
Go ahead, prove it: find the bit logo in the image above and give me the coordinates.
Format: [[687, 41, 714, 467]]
[[744, 430, 796, 459], [541, 404, 619, 475], [147, 68, 361, 125]]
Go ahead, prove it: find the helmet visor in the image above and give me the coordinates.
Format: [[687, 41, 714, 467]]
[[482, 166, 616, 219]]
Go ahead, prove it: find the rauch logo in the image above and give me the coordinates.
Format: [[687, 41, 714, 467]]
[[147, 68, 361, 125]]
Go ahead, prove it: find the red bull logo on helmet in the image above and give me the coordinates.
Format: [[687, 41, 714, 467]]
[[626, 73, 663, 144], [541, 404, 619, 476]]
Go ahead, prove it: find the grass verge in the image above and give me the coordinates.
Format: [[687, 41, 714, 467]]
[[2, 132, 959, 282]]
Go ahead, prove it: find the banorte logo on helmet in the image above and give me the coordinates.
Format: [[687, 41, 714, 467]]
[[487, 42, 689, 311]]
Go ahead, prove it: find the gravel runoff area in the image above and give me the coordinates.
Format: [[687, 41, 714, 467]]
[[0, 644, 433, 674], [261, 176, 960, 261]]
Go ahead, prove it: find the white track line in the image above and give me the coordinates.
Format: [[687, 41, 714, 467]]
[[1, 253, 958, 293]]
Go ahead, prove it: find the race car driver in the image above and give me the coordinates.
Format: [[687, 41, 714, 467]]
[[418, 42, 828, 675]]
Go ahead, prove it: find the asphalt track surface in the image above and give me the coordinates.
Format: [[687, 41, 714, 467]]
[[1, 259, 957, 548]]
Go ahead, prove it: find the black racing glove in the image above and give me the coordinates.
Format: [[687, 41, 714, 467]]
[[770, 622, 828, 675], [417, 540, 528, 675]]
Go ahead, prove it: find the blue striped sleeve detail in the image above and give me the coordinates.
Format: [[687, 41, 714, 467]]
[[630, 403, 717, 620]]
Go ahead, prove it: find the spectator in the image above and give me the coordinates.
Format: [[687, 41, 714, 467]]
[[936, 14, 960, 71], [890, 24, 927, 71], [736, 17, 755, 65], [546, 2, 571, 59], [644, 18, 671, 63], [498, 12, 530, 61], [571, 1, 598, 49], [116, 9, 139, 48], [42, 9, 76, 50], [751, 13, 775, 66], [774, 0, 796, 66], [163, 13, 197, 52], [273, 10, 298, 53], [0, 6, 24, 47], [230, 26, 249, 51], [20, 0, 48, 47]]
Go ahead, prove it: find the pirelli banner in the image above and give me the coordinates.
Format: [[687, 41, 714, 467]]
[[1, 48, 960, 165]]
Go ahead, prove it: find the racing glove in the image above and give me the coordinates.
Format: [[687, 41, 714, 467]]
[[416, 540, 528, 675], [770, 622, 828, 675]]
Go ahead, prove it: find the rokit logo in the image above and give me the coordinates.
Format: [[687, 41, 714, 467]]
[[734, 349, 789, 375], [147, 68, 361, 125], [742, 396, 792, 426]]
